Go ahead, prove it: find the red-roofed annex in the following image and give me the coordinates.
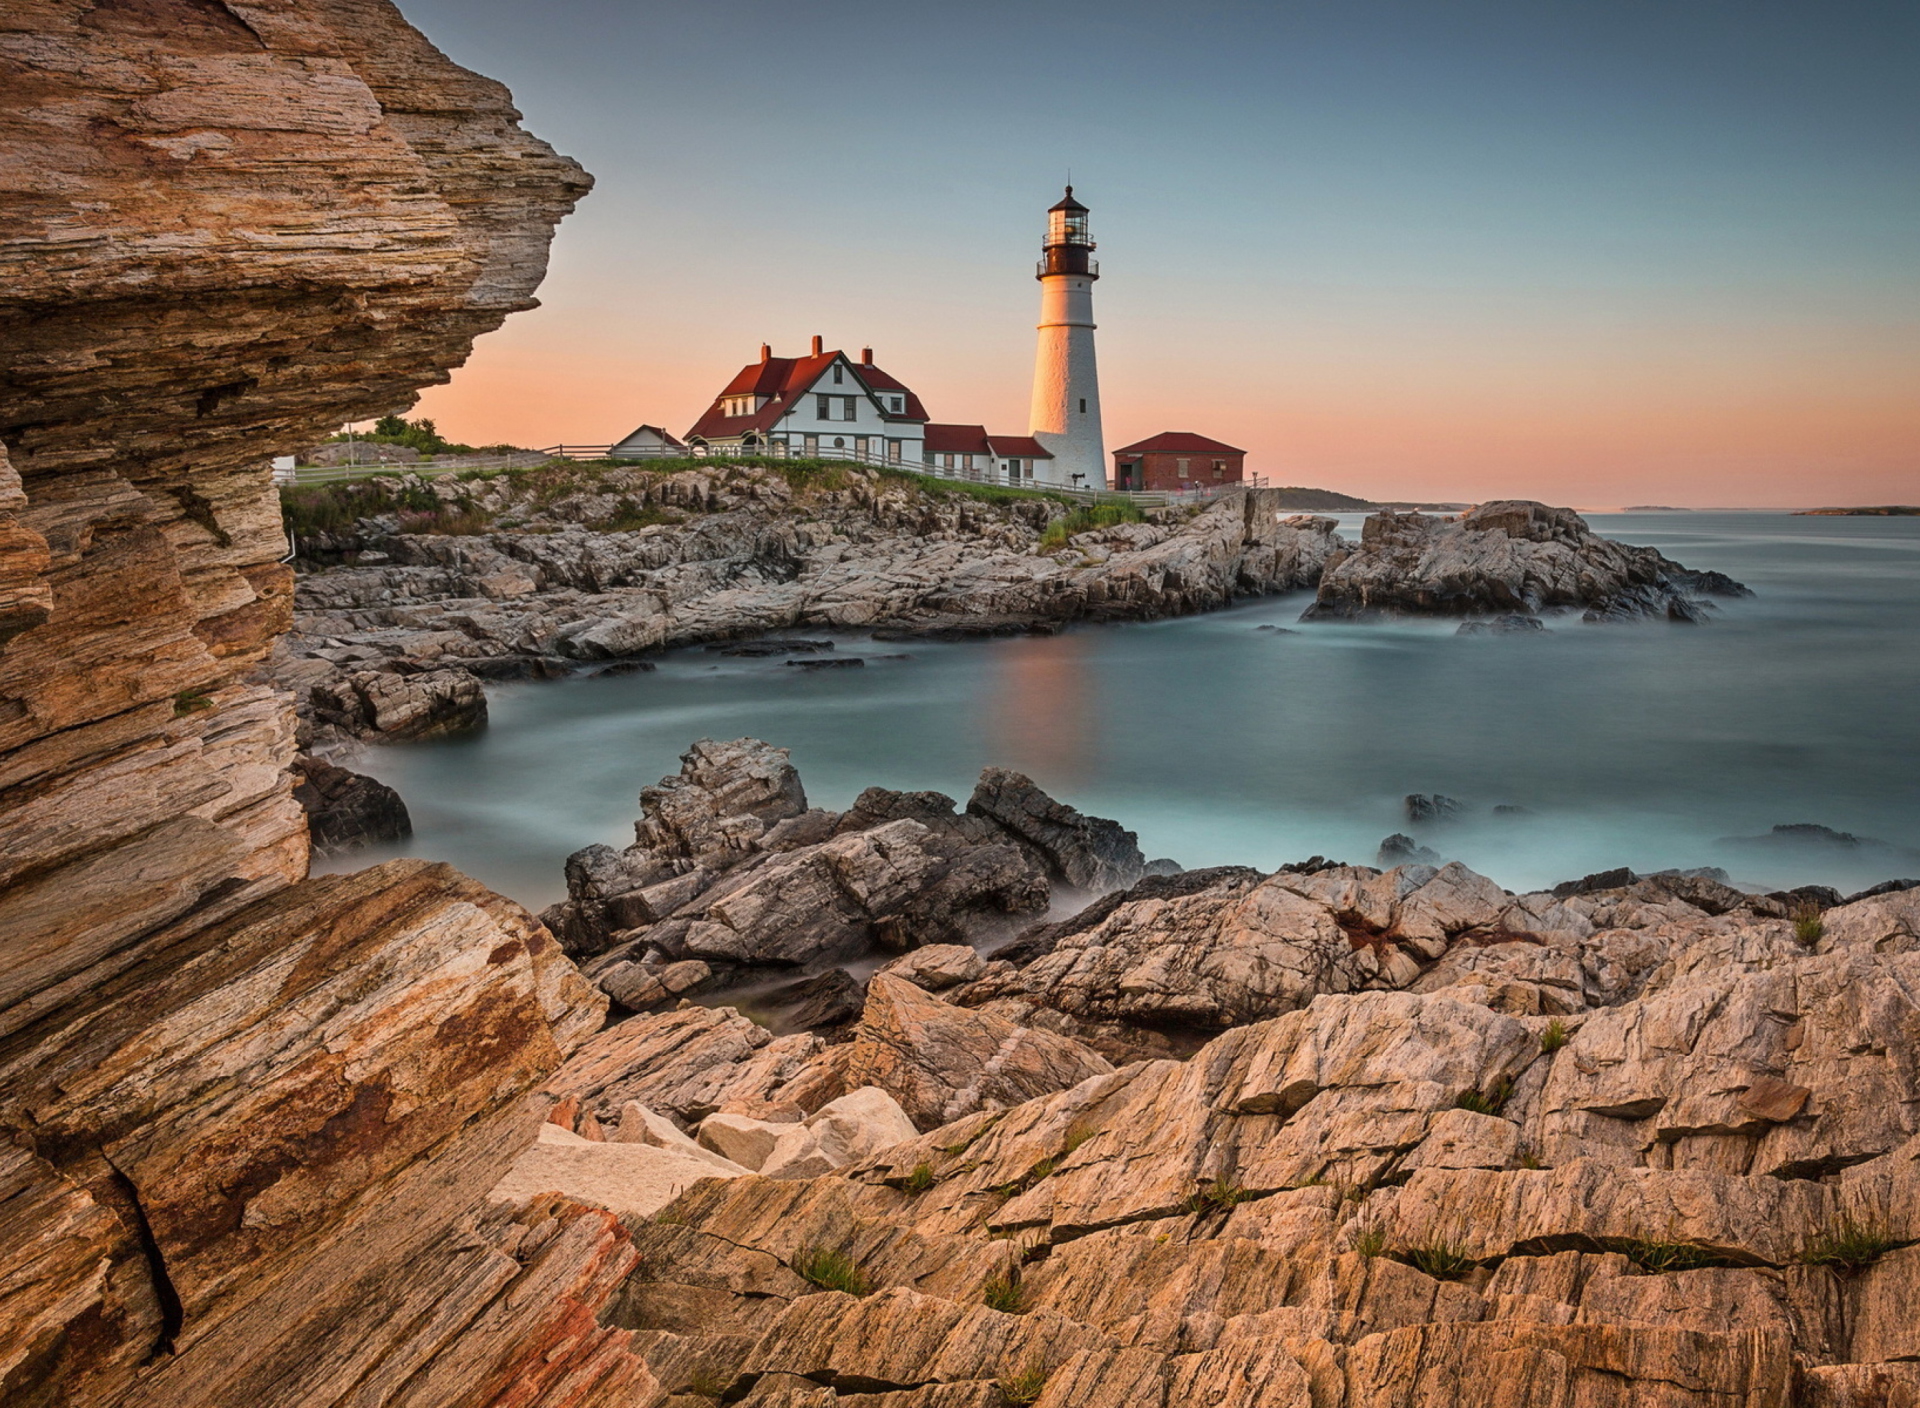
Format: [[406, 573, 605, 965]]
[[1111, 431, 1246, 492]]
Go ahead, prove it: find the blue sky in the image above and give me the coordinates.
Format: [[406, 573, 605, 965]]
[[397, 0, 1919, 505]]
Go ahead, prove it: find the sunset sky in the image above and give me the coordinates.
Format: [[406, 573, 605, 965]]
[[395, 0, 1918, 507]]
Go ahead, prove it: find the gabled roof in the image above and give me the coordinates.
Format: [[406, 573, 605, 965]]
[[685, 349, 928, 442], [986, 434, 1053, 459], [1112, 431, 1246, 457], [612, 424, 684, 448], [924, 423, 992, 456]]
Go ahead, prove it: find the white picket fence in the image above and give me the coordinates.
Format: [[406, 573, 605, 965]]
[[276, 451, 551, 486]]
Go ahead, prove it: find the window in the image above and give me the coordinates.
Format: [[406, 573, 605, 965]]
[[1078, 398, 1087, 413], [854, 436, 868, 456], [887, 440, 901, 462], [842, 396, 857, 421], [832, 364, 843, 385], [804, 435, 818, 456], [1177, 458, 1190, 479], [892, 396, 903, 412], [1212, 460, 1225, 480], [942, 454, 954, 468], [816, 395, 831, 421]]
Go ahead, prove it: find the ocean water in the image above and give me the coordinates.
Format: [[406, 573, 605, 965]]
[[320, 513, 1920, 910]]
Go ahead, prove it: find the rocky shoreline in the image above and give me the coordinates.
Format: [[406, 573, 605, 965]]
[[269, 471, 1753, 777], [480, 734, 1920, 1405]]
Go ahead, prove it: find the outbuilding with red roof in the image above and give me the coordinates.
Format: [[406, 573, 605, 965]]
[[1110, 432, 1245, 492]]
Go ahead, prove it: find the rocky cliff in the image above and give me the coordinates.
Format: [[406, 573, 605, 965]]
[[0, 5, 612, 1404]]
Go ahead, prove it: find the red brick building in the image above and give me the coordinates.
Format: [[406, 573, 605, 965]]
[[1110, 432, 1245, 491]]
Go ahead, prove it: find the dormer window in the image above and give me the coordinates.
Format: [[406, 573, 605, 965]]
[[891, 396, 903, 412], [832, 364, 844, 385]]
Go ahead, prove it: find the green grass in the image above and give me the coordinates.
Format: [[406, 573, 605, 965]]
[[903, 1162, 936, 1195], [1800, 1218, 1898, 1272], [1060, 1126, 1101, 1157], [1540, 1019, 1570, 1053], [1402, 1241, 1477, 1281], [981, 1271, 1027, 1314], [1620, 1239, 1718, 1273], [1455, 1079, 1514, 1116], [1038, 501, 1147, 550], [1353, 1226, 1387, 1258], [684, 1367, 729, 1399], [588, 495, 674, 532], [790, 1245, 872, 1296], [1792, 907, 1826, 946], [280, 478, 495, 538], [1183, 1177, 1254, 1216], [172, 689, 215, 717], [1000, 1365, 1049, 1404]]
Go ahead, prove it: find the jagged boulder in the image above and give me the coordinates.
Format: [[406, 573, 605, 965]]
[[290, 754, 411, 852], [967, 766, 1146, 892]]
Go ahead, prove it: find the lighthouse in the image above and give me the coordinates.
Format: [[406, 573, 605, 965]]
[[1028, 187, 1105, 489]]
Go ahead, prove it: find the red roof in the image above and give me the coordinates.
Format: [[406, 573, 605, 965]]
[[1112, 431, 1245, 457], [924, 423, 992, 456], [986, 434, 1052, 459], [685, 349, 928, 442]]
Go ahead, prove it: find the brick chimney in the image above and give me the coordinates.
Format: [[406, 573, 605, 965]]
[[810, 334, 823, 356], [759, 342, 771, 363], [860, 347, 873, 365]]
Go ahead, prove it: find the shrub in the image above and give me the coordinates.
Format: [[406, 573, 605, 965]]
[[1792, 906, 1825, 946], [1540, 1019, 1570, 1053], [1455, 1079, 1513, 1116], [173, 689, 215, 717], [903, 1162, 936, 1195], [790, 1245, 872, 1295], [1000, 1365, 1049, 1404], [1801, 1218, 1898, 1272], [1402, 1241, 1476, 1280], [981, 1271, 1026, 1314]]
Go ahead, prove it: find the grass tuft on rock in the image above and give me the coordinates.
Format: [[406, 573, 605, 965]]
[[791, 1245, 872, 1296], [1038, 500, 1145, 551], [1792, 906, 1825, 947], [1801, 1218, 1898, 1272], [1455, 1079, 1513, 1116], [981, 1271, 1027, 1314], [1353, 1226, 1388, 1258], [1540, 1019, 1570, 1053], [1184, 1177, 1254, 1216], [999, 1365, 1049, 1405], [1402, 1241, 1476, 1280], [903, 1161, 936, 1195], [1620, 1239, 1718, 1273]]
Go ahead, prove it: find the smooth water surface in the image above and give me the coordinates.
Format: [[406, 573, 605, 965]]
[[322, 513, 1920, 909]]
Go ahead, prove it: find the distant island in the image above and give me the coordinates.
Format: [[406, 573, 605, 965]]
[[1796, 505, 1920, 517], [1623, 505, 1691, 511], [1268, 485, 1376, 510]]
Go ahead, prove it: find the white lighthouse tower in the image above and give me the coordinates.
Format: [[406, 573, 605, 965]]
[[1028, 187, 1105, 489]]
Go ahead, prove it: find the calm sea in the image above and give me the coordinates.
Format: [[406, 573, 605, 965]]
[[321, 513, 1920, 908]]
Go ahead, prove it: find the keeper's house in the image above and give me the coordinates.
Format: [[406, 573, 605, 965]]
[[683, 337, 929, 465], [1110, 432, 1245, 492]]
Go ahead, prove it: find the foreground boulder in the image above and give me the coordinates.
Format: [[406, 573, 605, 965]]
[[545, 740, 1139, 978], [1306, 500, 1751, 622]]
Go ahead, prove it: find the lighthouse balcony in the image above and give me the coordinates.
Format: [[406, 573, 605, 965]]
[[1036, 256, 1098, 279]]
